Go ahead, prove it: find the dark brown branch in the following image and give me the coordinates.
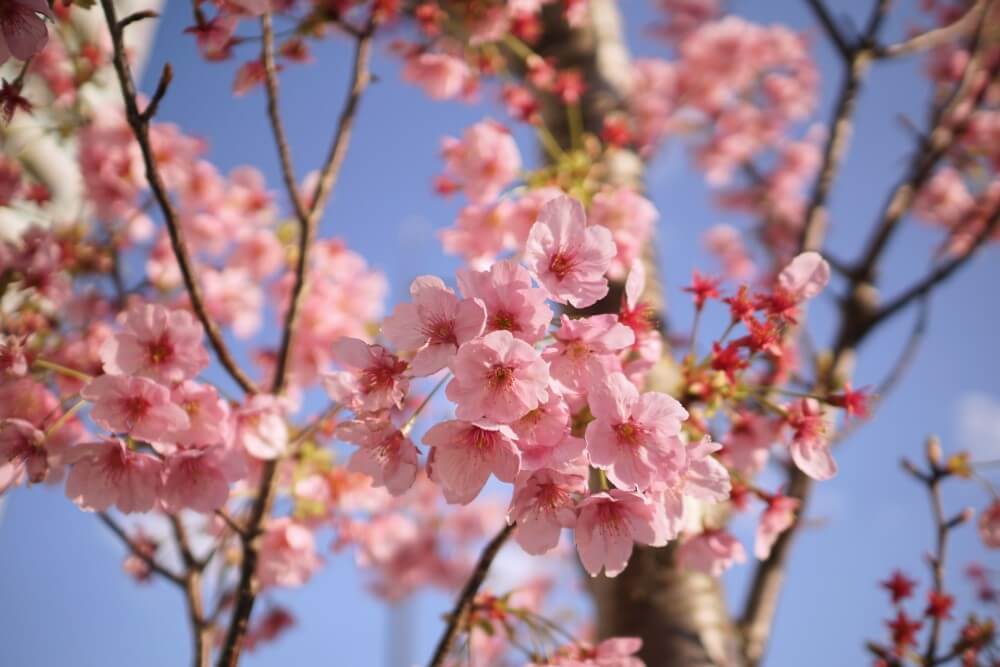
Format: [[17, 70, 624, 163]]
[[803, 0, 853, 61], [170, 514, 212, 667], [141, 63, 173, 123], [97, 511, 184, 586], [96, 0, 258, 395], [214, 19, 375, 667], [875, 0, 990, 59], [118, 9, 159, 31], [426, 523, 515, 667]]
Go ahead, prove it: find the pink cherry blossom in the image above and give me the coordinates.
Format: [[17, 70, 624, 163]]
[[424, 420, 521, 504], [64, 439, 162, 513], [402, 52, 472, 101], [100, 303, 209, 384], [510, 392, 570, 448], [787, 398, 835, 480], [81, 375, 190, 444], [585, 373, 688, 490], [441, 120, 521, 203], [978, 500, 1000, 549], [257, 518, 323, 588], [0, 418, 47, 483], [160, 447, 232, 513], [575, 489, 670, 577], [508, 467, 585, 554], [235, 395, 288, 460], [327, 338, 410, 412], [676, 529, 746, 576], [755, 494, 799, 559], [720, 411, 780, 476], [446, 330, 550, 424], [336, 418, 418, 496], [524, 195, 616, 308], [170, 381, 232, 448], [517, 434, 585, 472], [457, 260, 553, 344], [382, 276, 486, 377], [777, 251, 830, 303], [0, 334, 28, 376], [0, 0, 53, 65], [679, 436, 731, 502], [588, 186, 658, 279], [440, 201, 518, 267], [544, 314, 634, 397], [547, 637, 645, 667]]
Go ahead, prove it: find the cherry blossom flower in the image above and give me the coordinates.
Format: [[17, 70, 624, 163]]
[[676, 529, 746, 576], [754, 494, 799, 559], [544, 314, 634, 397], [508, 467, 585, 554], [0, 334, 28, 376], [546, 637, 645, 667], [234, 395, 288, 460], [787, 398, 835, 480], [441, 120, 521, 203], [588, 186, 658, 279], [777, 251, 830, 302], [585, 373, 688, 490], [170, 381, 232, 448], [160, 447, 232, 513], [100, 303, 209, 384], [424, 420, 520, 504], [382, 275, 486, 377], [336, 418, 418, 496], [402, 52, 472, 100], [0, 418, 47, 483], [457, 260, 553, 344], [0, 0, 53, 65], [446, 330, 550, 424], [64, 439, 162, 513], [257, 518, 323, 588], [978, 500, 1000, 549], [524, 195, 616, 308], [575, 489, 671, 577], [325, 338, 410, 413], [510, 392, 571, 449], [81, 375, 190, 444]]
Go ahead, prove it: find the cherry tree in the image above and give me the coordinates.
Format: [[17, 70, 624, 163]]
[[1, 0, 999, 666]]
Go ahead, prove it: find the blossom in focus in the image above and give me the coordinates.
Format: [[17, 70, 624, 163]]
[[64, 439, 162, 513], [424, 420, 520, 504], [81, 375, 189, 444], [100, 303, 209, 384], [575, 489, 671, 577]]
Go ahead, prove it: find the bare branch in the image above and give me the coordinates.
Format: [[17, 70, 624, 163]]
[[427, 523, 516, 667], [96, 0, 258, 395], [141, 63, 173, 124], [118, 9, 159, 31], [804, 0, 853, 61], [875, 0, 990, 59], [97, 511, 184, 586]]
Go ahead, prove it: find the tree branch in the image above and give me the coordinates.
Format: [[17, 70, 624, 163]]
[[96, 0, 258, 395], [875, 0, 990, 59], [803, 0, 853, 61], [214, 18, 375, 667], [97, 511, 184, 587], [426, 523, 515, 667]]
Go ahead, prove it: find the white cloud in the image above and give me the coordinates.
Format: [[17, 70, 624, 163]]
[[956, 393, 1000, 460]]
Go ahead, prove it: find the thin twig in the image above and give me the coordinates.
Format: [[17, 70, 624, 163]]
[[97, 511, 184, 586], [875, 0, 990, 59], [804, 0, 853, 61], [426, 523, 516, 667], [96, 0, 257, 395]]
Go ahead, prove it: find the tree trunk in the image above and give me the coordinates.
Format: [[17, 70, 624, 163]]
[[534, 3, 744, 664]]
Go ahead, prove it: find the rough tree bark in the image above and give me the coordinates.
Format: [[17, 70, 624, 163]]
[[532, 2, 744, 665]]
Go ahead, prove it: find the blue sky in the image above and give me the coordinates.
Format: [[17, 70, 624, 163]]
[[1, 1, 999, 665]]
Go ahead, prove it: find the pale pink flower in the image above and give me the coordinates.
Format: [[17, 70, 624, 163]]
[[230, 230, 285, 279], [81, 375, 189, 444], [100, 303, 209, 384], [549, 637, 645, 667], [327, 338, 410, 412], [201, 267, 263, 338], [446, 330, 550, 424], [585, 373, 688, 490], [720, 411, 780, 476], [64, 439, 162, 513], [160, 447, 231, 513], [257, 518, 323, 588], [440, 201, 517, 267], [508, 467, 585, 554], [510, 392, 570, 449], [755, 494, 799, 559], [0, 418, 47, 483], [336, 418, 418, 496], [589, 187, 658, 279], [524, 195, 615, 308], [441, 120, 521, 203], [680, 436, 731, 502], [544, 314, 634, 396], [575, 489, 670, 577], [703, 224, 754, 280], [787, 398, 835, 480], [676, 529, 746, 576], [777, 251, 830, 303], [402, 52, 472, 100], [518, 434, 585, 472], [424, 420, 520, 504], [235, 395, 288, 460], [457, 260, 553, 344], [978, 500, 1000, 549], [0, 0, 53, 65], [170, 381, 232, 448], [382, 275, 486, 376]]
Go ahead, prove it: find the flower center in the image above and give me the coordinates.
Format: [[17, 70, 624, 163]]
[[548, 252, 574, 280], [487, 364, 515, 391]]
